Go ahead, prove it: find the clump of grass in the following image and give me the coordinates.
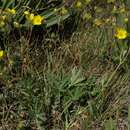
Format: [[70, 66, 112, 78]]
[[1, 0, 130, 130]]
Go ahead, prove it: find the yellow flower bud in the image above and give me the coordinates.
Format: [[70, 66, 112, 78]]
[[6, 8, 16, 15], [0, 50, 5, 59]]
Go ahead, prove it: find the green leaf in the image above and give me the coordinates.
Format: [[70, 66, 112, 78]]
[[69, 67, 85, 87], [46, 13, 70, 27]]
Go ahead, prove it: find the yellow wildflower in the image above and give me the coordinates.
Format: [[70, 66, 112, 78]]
[[115, 27, 128, 40], [6, 8, 16, 15], [28, 13, 34, 21], [24, 11, 43, 25], [31, 15, 43, 25], [24, 11, 34, 21], [0, 50, 4, 59]]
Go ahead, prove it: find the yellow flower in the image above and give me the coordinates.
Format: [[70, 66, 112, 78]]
[[24, 11, 34, 21], [31, 15, 43, 25], [6, 8, 16, 15], [24, 11, 44, 25], [0, 50, 4, 59], [29, 13, 35, 21], [115, 27, 128, 40]]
